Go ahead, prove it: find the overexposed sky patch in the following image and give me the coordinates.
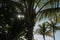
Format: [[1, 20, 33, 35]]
[[34, 34, 53, 40]]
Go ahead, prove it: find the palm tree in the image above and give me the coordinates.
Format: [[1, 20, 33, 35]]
[[37, 1, 60, 40], [19, 0, 60, 40], [38, 22, 53, 40], [13, 0, 60, 40], [46, 20, 60, 40], [38, 9, 60, 40], [0, 0, 60, 40], [37, 19, 60, 40]]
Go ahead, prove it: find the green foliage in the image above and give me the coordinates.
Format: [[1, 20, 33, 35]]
[[0, 0, 60, 40], [0, 0, 27, 40], [38, 22, 53, 37]]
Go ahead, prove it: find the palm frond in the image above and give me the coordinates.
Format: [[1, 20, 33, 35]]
[[45, 29, 53, 37], [38, 8, 60, 21]]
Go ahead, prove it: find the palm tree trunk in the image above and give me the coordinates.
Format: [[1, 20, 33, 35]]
[[53, 28, 55, 40], [43, 23, 45, 40], [43, 34, 45, 40], [26, 23, 34, 40], [26, 12, 35, 40], [25, 0, 35, 40]]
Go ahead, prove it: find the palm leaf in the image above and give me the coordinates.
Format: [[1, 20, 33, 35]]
[[38, 22, 53, 37], [38, 8, 60, 21]]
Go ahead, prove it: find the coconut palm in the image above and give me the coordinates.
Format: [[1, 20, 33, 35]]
[[37, 19, 60, 40], [37, 22, 53, 40], [0, 0, 60, 40], [38, 9, 60, 40], [38, 10, 60, 40], [37, 1, 60, 40], [46, 20, 60, 40], [14, 0, 60, 40]]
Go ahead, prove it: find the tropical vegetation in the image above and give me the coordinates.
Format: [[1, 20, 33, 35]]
[[0, 0, 60, 40]]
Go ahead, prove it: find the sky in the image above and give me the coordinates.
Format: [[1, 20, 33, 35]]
[[34, 34, 53, 40], [55, 30, 60, 40], [34, 31, 60, 40]]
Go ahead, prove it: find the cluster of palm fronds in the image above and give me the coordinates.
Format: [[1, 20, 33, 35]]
[[0, 0, 60, 40]]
